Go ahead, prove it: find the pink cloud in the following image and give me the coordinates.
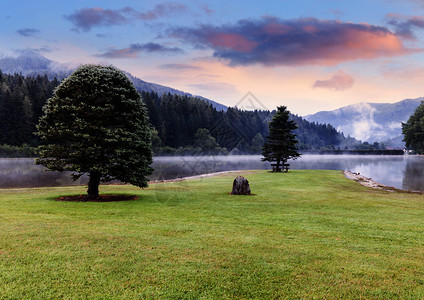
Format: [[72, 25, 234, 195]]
[[381, 63, 424, 82], [263, 22, 291, 35], [313, 71, 354, 91], [171, 17, 420, 66], [208, 33, 258, 52]]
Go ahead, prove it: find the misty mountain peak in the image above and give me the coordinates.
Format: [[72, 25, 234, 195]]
[[0, 50, 51, 73], [0, 51, 227, 111], [305, 98, 424, 145]]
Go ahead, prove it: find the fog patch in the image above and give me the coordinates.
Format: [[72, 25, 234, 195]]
[[48, 60, 75, 74], [337, 103, 382, 141]]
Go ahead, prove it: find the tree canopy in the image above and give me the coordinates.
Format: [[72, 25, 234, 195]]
[[194, 128, 220, 153], [402, 101, 424, 153], [36, 64, 153, 199], [262, 106, 300, 171]]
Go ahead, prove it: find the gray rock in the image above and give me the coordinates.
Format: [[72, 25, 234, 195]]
[[231, 176, 251, 195]]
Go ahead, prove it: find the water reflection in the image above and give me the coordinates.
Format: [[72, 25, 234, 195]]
[[150, 155, 270, 180], [402, 158, 424, 192], [151, 155, 424, 192], [1, 155, 423, 192], [0, 158, 87, 188], [292, 155, 409, 189]]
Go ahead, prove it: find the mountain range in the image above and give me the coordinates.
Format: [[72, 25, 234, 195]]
[[0, 50, 227, 111], [305, 98, 423, 146], [1, 51, 422, 146]]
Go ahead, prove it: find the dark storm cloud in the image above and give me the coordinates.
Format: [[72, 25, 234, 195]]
[[96, 43, 183, 58], [17, 28, 40, 37], [170, 17, 416, 66], [386, 13, 424, 38], [65, 3, 188, 32], [65, 7, 131, 32]]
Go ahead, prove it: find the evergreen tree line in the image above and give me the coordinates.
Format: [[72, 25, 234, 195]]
[[141, 91, 362, 154], [0, 71, 58, 146], [0, 71, 366, 155]]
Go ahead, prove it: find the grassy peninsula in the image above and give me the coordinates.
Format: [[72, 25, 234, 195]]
[[1, 170, 424, 298]]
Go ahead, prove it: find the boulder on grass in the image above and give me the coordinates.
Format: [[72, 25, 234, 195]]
[[231, 176, 251, 195]]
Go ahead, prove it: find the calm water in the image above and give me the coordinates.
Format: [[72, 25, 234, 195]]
[[1, 155, 423, 191]]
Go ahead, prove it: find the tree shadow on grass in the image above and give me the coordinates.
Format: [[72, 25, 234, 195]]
[[55, 194, 137, 202]]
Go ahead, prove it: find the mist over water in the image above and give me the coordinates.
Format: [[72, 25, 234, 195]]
[[1, 155, 423, 192], [150, 155, 271, 180], [0, 158, 88, 188]]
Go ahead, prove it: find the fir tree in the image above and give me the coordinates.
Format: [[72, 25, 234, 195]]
[[262, 106, 300, 171], [36, 65, 153, 199], [402, 101, 424, 153]]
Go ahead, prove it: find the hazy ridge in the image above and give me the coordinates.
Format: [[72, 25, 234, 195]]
[[305, 98, 424, 146], [0, 51, 227, 111]]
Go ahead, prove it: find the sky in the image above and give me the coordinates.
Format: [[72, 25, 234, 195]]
[[1, 0, 424, 116]]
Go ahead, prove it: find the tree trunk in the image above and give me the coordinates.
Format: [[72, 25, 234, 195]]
[[275, 159, 281, 172], [87, 171, 101, 199]]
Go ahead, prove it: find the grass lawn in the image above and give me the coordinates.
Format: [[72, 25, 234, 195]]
[[1, 170, 424, 298]]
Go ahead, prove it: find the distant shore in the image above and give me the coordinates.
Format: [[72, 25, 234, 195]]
[[304, 149, 405, 155]]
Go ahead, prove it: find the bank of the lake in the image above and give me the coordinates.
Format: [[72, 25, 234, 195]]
[[1, 170, 424, 298], [2, 155, 424, 192]]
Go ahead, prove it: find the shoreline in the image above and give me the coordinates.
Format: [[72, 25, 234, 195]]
[[343, 171, 421, 193], [343, 171, 391, 190], [1, 169, 420, 194], [152, 170, 422, 194]]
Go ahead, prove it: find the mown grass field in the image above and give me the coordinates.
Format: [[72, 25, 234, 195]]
[[1, 170, 424, 299]]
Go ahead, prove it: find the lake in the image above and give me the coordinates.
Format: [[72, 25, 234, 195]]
[[0, 155, 423, 192]]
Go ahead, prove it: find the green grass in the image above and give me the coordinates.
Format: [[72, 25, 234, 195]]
[[1, 170, 424, 298]]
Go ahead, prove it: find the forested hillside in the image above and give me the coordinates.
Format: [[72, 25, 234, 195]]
[[0, 71, 58, 146], [142, 91, 361, 153], [0, 51, 227, 111], [0, 71, 363, 154]]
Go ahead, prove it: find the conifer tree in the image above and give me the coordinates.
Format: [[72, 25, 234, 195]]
[[262, 106, 300, 171], [402, 102, 424, 153], [36, 65, 153, 199]]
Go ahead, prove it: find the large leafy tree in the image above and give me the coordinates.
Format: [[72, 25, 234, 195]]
[[262, 106, 300, 171], [194, 128, 219, 152], [402, 102, 424, 153], [36, 64, 153, 199]]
